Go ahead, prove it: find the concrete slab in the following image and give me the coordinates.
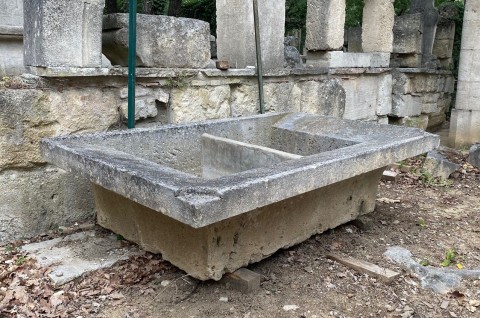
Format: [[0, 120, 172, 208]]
[[21, 231, 143, 286]]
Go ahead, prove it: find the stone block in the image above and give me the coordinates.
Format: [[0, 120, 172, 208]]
[[362, 0, 395, 53], [306, 51, 390, 68], [103, 14, 210, 69], [433, 20, 455, 59], [341, 75, 391, 120], [0, 88, 119, 170], [0, 33, 24, 76], [0, 167, 94, 243], [390, 53, 422, 68], [390, 115, 429, 130], [221, 268, 262, 293], [293, 80, 345, 118], [0, 0, 23, 27], [392, 13, 423, 54], [449, 109, 480, 147], [169, 85, 231, 124], [216, 0, 285, 70], [305, 0, 346, 51], [346, 26, 362, 53], [423, 150, 460, 179], [201, 134, 302, 179], [23, 0, 105, 68], [93, 171, 382, 280], [391, 94, 423, 117], [428, 110, 447, 130], [468, 144, 480, 169], [119, 86, 170, 121]]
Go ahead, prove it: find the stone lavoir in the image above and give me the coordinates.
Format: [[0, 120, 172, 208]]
[[41, 113, 439, 280]]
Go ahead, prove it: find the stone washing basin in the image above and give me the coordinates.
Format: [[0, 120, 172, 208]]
[[41, 113, 439, 280]]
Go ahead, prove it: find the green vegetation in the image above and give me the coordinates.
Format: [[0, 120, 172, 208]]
[[440, 248, 456, 267]]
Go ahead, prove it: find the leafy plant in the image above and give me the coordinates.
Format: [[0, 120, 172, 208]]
[[15, 255, 28, 266], [417, 217, 427, 228], [419, 259, 430, 266], [441, 249, 456, 267]]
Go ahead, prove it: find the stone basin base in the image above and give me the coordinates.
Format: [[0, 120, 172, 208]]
[[93, 168, 383, 281]]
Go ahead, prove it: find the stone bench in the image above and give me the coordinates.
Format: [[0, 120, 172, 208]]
[[41, 113, 439, 280]]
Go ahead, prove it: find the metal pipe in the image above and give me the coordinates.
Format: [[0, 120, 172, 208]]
[[252, 0, 265, 114], [127, 0, 137, 129]]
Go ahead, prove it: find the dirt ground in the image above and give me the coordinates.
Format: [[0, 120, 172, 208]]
[[1, 149, 480, 318]]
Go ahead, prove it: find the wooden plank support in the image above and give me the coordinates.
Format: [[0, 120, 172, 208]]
[[327, 253, 400, 283]]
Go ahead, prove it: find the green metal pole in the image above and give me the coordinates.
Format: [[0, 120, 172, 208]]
[[127, 0, 137, 129], [252, 0, 265, 114]]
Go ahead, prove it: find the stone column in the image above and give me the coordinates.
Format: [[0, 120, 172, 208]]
[[362, 0, 395, 53], [0, 0, 24, 75], [305, 0, 346, 52], [449, 0, 480, 147], [216, 0, 285, 70], [23, 0, 105, 68]]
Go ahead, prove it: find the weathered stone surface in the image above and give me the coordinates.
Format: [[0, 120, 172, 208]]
[[306, 0, 345, 51], [449, 0, 480, 147], [284, 39, 304, 69], [24, 0, 105, 67], [423, 150, 460, 179], [342, 74, 392, 120], [119, 86, 170, 121], [0, 35, 24, 76], [306, 51, 390, 68], [393, 13, 423, 54], [93, 170, 382, 280], [433, 19, 455, 59], [0, 0, 23, 26], [0, 0, 24, 75], [391, 94, 423, 117], [169, 85, 231, 123], [22, 231, 142, 286], [41, 113, 439, 280], [0, 88, 119, 170], [468, 144, 480, 169], [103, 14, 210, 69], [201, 134, 302, 179], [0, 167, 94, 243], [362, 0, 395, 53], [410, 0, 440, 67], [346, 26, 362, 53], [216, 0, 285, 70], [293, 80, 346, 118], [449, 109, 480, 147], [390, 115, 429, 130]]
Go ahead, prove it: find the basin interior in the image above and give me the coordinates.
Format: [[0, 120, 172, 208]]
[[61, 114, 358, 179]]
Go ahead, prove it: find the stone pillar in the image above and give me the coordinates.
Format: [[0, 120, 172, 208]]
[[305, 0, 346, 51], [362, 0, 395, 53], [0, 0, 24, 75], [216, 0, 285, 70], [410, 0, 440, 67], [449, 0, 480, 147], [23, 0, 105, 68]]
